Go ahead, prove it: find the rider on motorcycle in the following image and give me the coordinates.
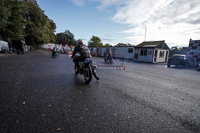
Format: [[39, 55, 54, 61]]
[[104, 48, 113, 63], [71, 39, 91, 72], [52, 47, 57, 56], [106, 49, 112, 57]]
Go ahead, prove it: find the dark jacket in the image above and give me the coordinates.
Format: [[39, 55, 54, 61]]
[[72, 44, 91, 58]]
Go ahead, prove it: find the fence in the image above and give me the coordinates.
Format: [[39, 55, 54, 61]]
[[91, 52, 124, 68], [68, 52, 125, 69]]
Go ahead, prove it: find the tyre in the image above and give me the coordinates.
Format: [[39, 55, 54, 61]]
[[104, 57, 106, 63], [92, 66, 99, 80], [167, 63, 170, 68], [74, 66, 78, 75], [84, 65, 92, 84]]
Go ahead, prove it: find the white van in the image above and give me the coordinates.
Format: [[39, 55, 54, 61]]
[[0, 40, 9, 53]]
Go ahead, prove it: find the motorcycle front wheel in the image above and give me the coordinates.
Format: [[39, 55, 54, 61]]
[[74, 66, 78, 75], [84, 65, 92, 84], [92, 66, 99, 80]]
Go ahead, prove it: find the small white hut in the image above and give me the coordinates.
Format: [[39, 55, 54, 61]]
[[134, 41, 170, 63]]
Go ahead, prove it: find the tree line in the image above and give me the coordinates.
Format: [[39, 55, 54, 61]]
[[56, 32, 133, 47], [0, 0, 132, 48], [0, 0, 56, 47], [55, 32, 111, 47], [169, 46, 188, 57]]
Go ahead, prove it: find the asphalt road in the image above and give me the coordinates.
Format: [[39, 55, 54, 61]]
[[0, 50, 200, 133]]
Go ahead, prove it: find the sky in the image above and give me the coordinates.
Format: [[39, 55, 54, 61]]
[[37, 0, 200, 48]]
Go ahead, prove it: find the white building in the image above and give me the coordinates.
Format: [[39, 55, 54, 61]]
[[133, 41, 170, 63], [113, 46, 134, 59], [41, 43, 57, 50], [89, 46, 135, 59]]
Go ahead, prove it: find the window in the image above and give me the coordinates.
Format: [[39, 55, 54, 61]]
[[140, 49, 143, 55], [159, 51, 165, 58], [144, 49, 147, 56], [140, 49, 147, 56], [148, 51, 152, 55], [128, 48, 133, 53]]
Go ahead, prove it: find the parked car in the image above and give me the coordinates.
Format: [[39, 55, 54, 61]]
[[11, 48, 17, 53], [12, 40, 24, 54], [0, 40, 10, 53], [167, 54, 188, 68], [1, 47, 10, 53]]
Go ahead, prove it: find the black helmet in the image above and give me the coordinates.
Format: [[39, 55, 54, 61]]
[[76, 39, 83, 45]]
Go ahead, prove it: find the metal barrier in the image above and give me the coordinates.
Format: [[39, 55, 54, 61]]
[[91, 52, 124, 68], [68, 51, 125, 69]]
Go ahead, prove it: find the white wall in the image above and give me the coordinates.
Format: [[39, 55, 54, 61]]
[[89, 47, 101, 56], [135, 48, 154, 63], [89, 47, 112, 56], [113, 47, 134, 59], [156, 49, 169, 63], [88, 46, 169, 62], [89, 47, 135, 59], [89, 48, 97, 53], [41, 43, 60, 50]]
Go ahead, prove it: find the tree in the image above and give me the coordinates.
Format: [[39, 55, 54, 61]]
[[24, 1, 56, 46], [0, 0, 11, 40], [0, 0, 57, 46], [0, 0, 25, 42], [88, 36, 103, 47], [56, 30, 76, 46], [115, 43, 132, 47], [179, 47, 188, 55], [104, 43, 112, 47], [169, 46, 188, 57], [169, 46, 179, 57], [46, 19, 56, 43]]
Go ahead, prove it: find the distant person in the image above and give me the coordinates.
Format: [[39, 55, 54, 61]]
[[104, 48, 113, 64], [52, 47, 57, 56]]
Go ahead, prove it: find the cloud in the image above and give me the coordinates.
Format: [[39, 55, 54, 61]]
[[101, 34, 115, 43], [70, 0, 86, 6], [111, 0, 200, 47], [71, 0, 200, 47], [71, 0, 124, 9], [104, 34, 114, 38], [102, 38, 114, 42], [96, 0, 125, 10]]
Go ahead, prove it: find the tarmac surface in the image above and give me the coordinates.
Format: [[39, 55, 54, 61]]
[[0, 50, 200, 133]]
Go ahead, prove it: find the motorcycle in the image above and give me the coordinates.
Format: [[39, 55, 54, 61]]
[[104, 54, 114, 64], [52, 50, 57, 58], [74, 56, 99, 84]]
